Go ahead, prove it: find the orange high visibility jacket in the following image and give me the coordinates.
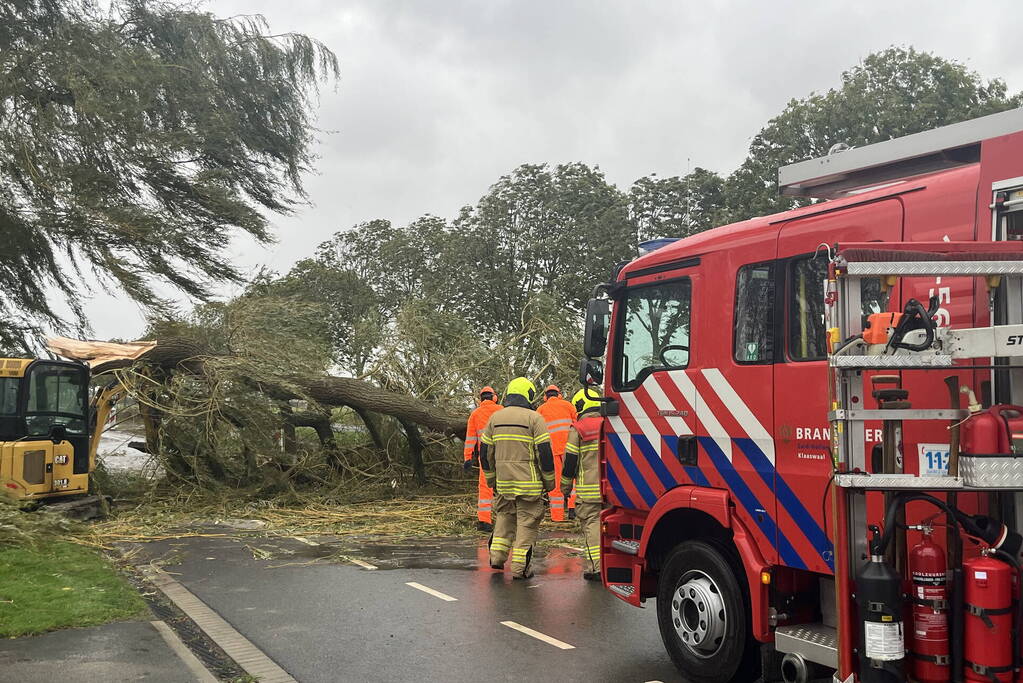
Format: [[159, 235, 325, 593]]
[[464, 399, 502, 461], [537, 396, 577, 457]]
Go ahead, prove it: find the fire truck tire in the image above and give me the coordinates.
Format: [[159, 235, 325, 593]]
[[656, 540, 758, 683]]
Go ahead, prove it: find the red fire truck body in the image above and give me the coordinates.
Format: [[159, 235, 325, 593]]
[[590, 110, 1023, 681]]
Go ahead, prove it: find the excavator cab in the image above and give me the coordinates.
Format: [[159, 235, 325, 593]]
[[0, 359, 92, 502]]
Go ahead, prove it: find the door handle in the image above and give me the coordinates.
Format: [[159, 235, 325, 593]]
[[675, 435, 698, 466]]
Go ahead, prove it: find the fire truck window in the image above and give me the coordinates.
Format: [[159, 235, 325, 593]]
[[789, 256, 828, 360], [789, 256, 886, 361], [734, 262, 774, 363], [617, 279, 691, 389]]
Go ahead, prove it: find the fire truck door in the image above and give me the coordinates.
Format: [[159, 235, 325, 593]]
[[773, 199, 904, 573], [606, 269, 703, 512], [705, 246, 780, 567]]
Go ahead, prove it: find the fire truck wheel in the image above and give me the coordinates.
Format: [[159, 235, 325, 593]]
[[656, 540, 758, 683]]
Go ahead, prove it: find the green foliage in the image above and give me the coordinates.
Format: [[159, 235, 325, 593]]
[[0, 0, 338, 349], [629, 168, 727, 243], [458, 163, 635, 332], [265, 47, 1023, 421], [273, 162, 633, 401], [724, 47, 1022, 219], [0, 540, 145, 636], [369, 292, 582, 407], [141, 294, 334, 486]]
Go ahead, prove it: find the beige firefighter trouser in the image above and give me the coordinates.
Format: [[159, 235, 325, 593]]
[[489, 494, 544, 576], [575, 500, 602, 573]]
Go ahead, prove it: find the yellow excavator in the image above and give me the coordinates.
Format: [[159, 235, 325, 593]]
[[0, 357, 123, 518]]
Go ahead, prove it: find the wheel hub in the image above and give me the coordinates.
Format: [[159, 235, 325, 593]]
[[670, 571, 726, 658]]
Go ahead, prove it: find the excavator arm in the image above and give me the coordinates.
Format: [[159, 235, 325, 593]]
[[88, 381, 128, 473]]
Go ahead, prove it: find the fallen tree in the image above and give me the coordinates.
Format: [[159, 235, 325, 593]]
[[48, 336, 467, 438], [48, 336, 468, 489]]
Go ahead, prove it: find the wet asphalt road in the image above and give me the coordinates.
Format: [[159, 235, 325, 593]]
[[137, 532, 682, 683]]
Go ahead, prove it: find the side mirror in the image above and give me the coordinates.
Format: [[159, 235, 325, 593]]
[[583, 298, 610, 358], [579, 357, 603, 388]]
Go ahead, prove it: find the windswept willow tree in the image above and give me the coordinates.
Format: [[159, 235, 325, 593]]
[[0, 0, 339, 349]]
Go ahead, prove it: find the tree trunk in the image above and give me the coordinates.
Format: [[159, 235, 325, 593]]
[[138, 401, 162, 456], [297, 376, 464, 436], [148, 343, 465, 436], [138, 391, 191, 478], [59, 337, 469, 438], [287, 410, 337, 451], [352, 406, 387, 461], [398, 417, 426, 485], [280, 404, 297, 454]]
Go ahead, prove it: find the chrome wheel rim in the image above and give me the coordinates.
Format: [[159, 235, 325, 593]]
[[670, 569, 727, 658]]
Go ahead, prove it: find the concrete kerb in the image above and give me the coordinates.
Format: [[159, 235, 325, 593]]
[[150, 619, 219, 683], [140, 563, 298, 683]]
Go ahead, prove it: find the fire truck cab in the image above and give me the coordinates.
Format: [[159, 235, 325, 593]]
[[582, 108, 1023, 683]]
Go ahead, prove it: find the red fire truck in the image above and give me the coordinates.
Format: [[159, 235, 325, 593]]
[[580, 109, 1023, 683]]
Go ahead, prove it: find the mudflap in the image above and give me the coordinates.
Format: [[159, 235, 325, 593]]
[[44, 494, 110, 521], [601, 506, 652, 607]]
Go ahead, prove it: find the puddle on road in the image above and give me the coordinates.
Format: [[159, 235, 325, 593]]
[[129, 525, 587, 575], [288, 534, 585, 573]]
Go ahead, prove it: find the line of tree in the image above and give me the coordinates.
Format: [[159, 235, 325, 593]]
[[3, 7, 1020, 490], [135, 46, 1022, 490], [259, 47, 1021, 400]]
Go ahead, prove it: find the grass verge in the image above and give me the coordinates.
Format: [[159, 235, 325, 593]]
[[0, 540, 146, 637]]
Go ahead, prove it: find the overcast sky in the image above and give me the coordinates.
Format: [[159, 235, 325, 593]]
[[81, 0, 1023, 340]]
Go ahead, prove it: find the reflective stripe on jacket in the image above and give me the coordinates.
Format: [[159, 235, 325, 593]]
[[537, 396, 577, 456], [562, 415, 603, 503], [480, 405, 554, 498], [463, 399, 502, 461]]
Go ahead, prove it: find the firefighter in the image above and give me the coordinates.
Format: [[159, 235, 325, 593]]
[[463, 385, 503, 531], [536, 384, 577, 522], [479, 377, 555, 579], [563, 388, 603, 581]]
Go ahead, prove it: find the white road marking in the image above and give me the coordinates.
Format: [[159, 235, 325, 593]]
[[406, 582, 457, 601], [349, 558, 378, 570], [291, 536, 319, 546], [500, 621, 575, 649]]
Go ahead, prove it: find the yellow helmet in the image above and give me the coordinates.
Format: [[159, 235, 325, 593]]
[[506, 377, 538, 403], [572, 388, 601, 415]]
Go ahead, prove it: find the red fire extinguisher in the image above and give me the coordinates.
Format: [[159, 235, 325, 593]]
[[909, 528, 950, 683], [964, 553, 1014, 682]]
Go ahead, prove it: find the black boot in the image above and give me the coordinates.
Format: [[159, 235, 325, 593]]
[[477, 521, 493, 532], [583, 571, 601, 582]]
